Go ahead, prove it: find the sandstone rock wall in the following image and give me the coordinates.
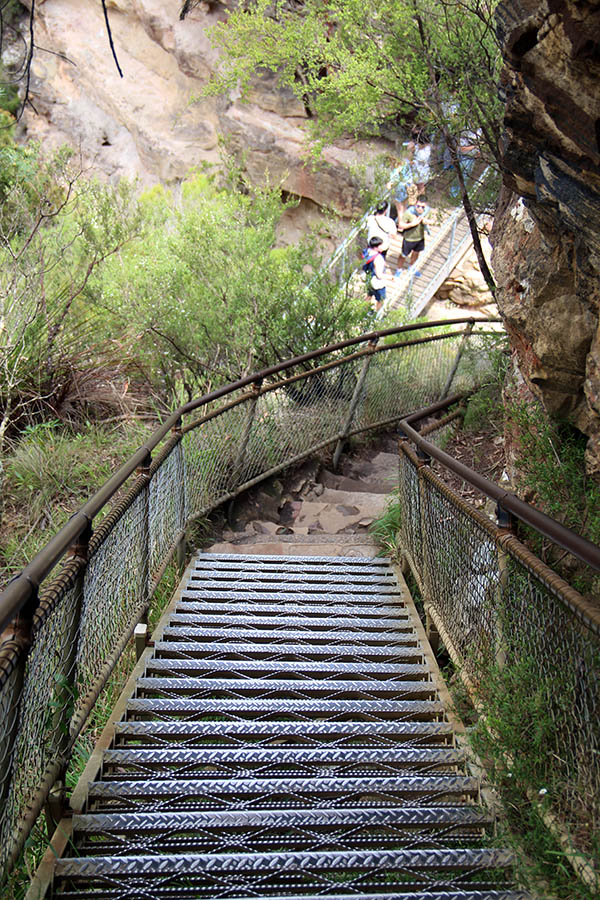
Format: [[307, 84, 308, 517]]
[[492, 0, 600, 474], [16, 0, 387, 217]]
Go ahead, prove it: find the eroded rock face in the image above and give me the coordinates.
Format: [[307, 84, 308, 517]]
[[492, 0, 600, 474], [17, 0, 381, 216]]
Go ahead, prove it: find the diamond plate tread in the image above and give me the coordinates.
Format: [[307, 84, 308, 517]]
[[154, 640, 422, 661], [189, 570, 396, 586], [72, 893, 525, 900], [73, 805, 491, 834], [169, 611, 411, 633], [194, 553, 390, 567], [161, 625, 415, 645], [178, 588, 403, 604], [145, 658, 430, 680], [135, 676, 436, 699], [88, 774, 479, 802], [185, 582, 402, 598], [101, 747, 465, 774], [125, 697, 445, 719], [55, 847, 513, 877], [114, 720, 455, 744], [179, 598, 408, 619]]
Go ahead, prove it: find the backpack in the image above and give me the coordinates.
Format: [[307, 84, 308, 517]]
[[362, 247, 379, 276]]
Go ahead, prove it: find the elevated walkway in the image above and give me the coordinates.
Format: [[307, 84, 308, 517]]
[[48, 552, 520, 900], [37, 445, 524, 900]]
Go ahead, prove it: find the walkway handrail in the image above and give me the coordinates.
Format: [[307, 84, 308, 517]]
[[399, 400, 600, 573], [397, 400, 600, 876], [0, 317, 495, 634]]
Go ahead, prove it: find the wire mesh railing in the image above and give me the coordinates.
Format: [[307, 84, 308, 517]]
[[397, 419, 600, 881], [0, 317, 500, 879]]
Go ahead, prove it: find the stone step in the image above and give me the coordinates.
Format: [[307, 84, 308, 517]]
[[320, 469, 392, 495]]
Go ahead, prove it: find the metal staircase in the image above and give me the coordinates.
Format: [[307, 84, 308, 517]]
[[49, 552, 524, 900]]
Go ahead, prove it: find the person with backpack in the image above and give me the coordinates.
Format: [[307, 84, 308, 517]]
[[362, 235, 387, 313]]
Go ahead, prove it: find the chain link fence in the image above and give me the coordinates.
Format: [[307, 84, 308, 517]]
[[397, 439, 600, 874], [0, 319, 501, 879]]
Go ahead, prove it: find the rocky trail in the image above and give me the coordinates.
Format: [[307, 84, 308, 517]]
[[204, 434, 399, 558]]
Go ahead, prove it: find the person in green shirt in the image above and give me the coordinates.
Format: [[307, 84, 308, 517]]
[[396, 196, 430, 276]]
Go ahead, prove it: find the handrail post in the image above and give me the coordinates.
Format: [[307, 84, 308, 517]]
[[414, 445, 440, 652], [136, 451, 152, 625], [494, 504, 517, 670], [43, 520, 92, 831], [233, 378, 263, 488], [441, 320, 475, 399], [171, 417, 187, 576], [448, 217, 457, 261], [0, 588, 37, 810], [332, 339, 378, 471]]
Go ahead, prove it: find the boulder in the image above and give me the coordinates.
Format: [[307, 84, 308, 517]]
[[15, 0, 380, 215], [493, 0, 600, 475]]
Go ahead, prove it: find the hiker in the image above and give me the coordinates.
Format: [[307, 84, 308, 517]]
[[396, 196, 431, 275], [386, 150, 413, 219], [412, 141, 432, 194], [366, 202, 396, 259], [362, 235, 387, 313]]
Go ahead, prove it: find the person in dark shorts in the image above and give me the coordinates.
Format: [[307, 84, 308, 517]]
[[396, 197, 430, 276], [364, 236, 387, 313]]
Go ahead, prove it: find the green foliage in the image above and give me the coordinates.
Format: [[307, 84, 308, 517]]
[[469, 636, 600, 899], [93, 169, 368, 397], [462, 382, 502, 432], [0, 147, 144, 451], [370, 492, 402, 558], [508, 401, 600, 557], [205, 0, 503, 165], [1, 421, 152, 580]]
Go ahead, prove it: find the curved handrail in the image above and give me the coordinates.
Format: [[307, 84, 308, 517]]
[[399, 399, 600, 572], [0, 317, 496, 633]]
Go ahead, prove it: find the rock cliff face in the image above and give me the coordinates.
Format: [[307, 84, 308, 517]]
[[492, 0, 600, 474], [18, 0, 385, 217]]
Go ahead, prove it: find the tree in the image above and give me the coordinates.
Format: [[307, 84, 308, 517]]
[[0, 147, 142, 453], [201, 0, 503, 293], [91, 169, 368, 401]]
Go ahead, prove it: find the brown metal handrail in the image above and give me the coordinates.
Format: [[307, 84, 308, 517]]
[[399, 398, 600, 573], [0, 317, 496, 634]]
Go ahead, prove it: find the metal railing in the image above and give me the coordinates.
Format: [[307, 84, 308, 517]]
[[397, 400, 600, 879], [0, 318, 501, 878]]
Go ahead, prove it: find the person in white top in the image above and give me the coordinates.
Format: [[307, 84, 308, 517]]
[[366, 203, 397, 259]]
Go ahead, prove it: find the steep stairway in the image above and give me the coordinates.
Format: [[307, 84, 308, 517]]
[[44, 440, 525, 900]]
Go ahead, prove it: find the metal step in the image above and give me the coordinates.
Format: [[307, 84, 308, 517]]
[[134, 676, 437, 699], [74, 805, 491, 834], [188, 569, 396, 586], [100, 746, 465, 778], [168, 611, 412, 632], [87, 774, 480, 810], [113, 719, 456, 748], [145, 657, 430, 681], [54, 847, 514, 893], [125, 697, 446, 721], [178, 590, 407, 619], [161, 625, 416, 645], [153, 639, 423, 661], [193, 553, 390, 567], [178, 598, 409, 620], [178, 588, 403, 604]]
